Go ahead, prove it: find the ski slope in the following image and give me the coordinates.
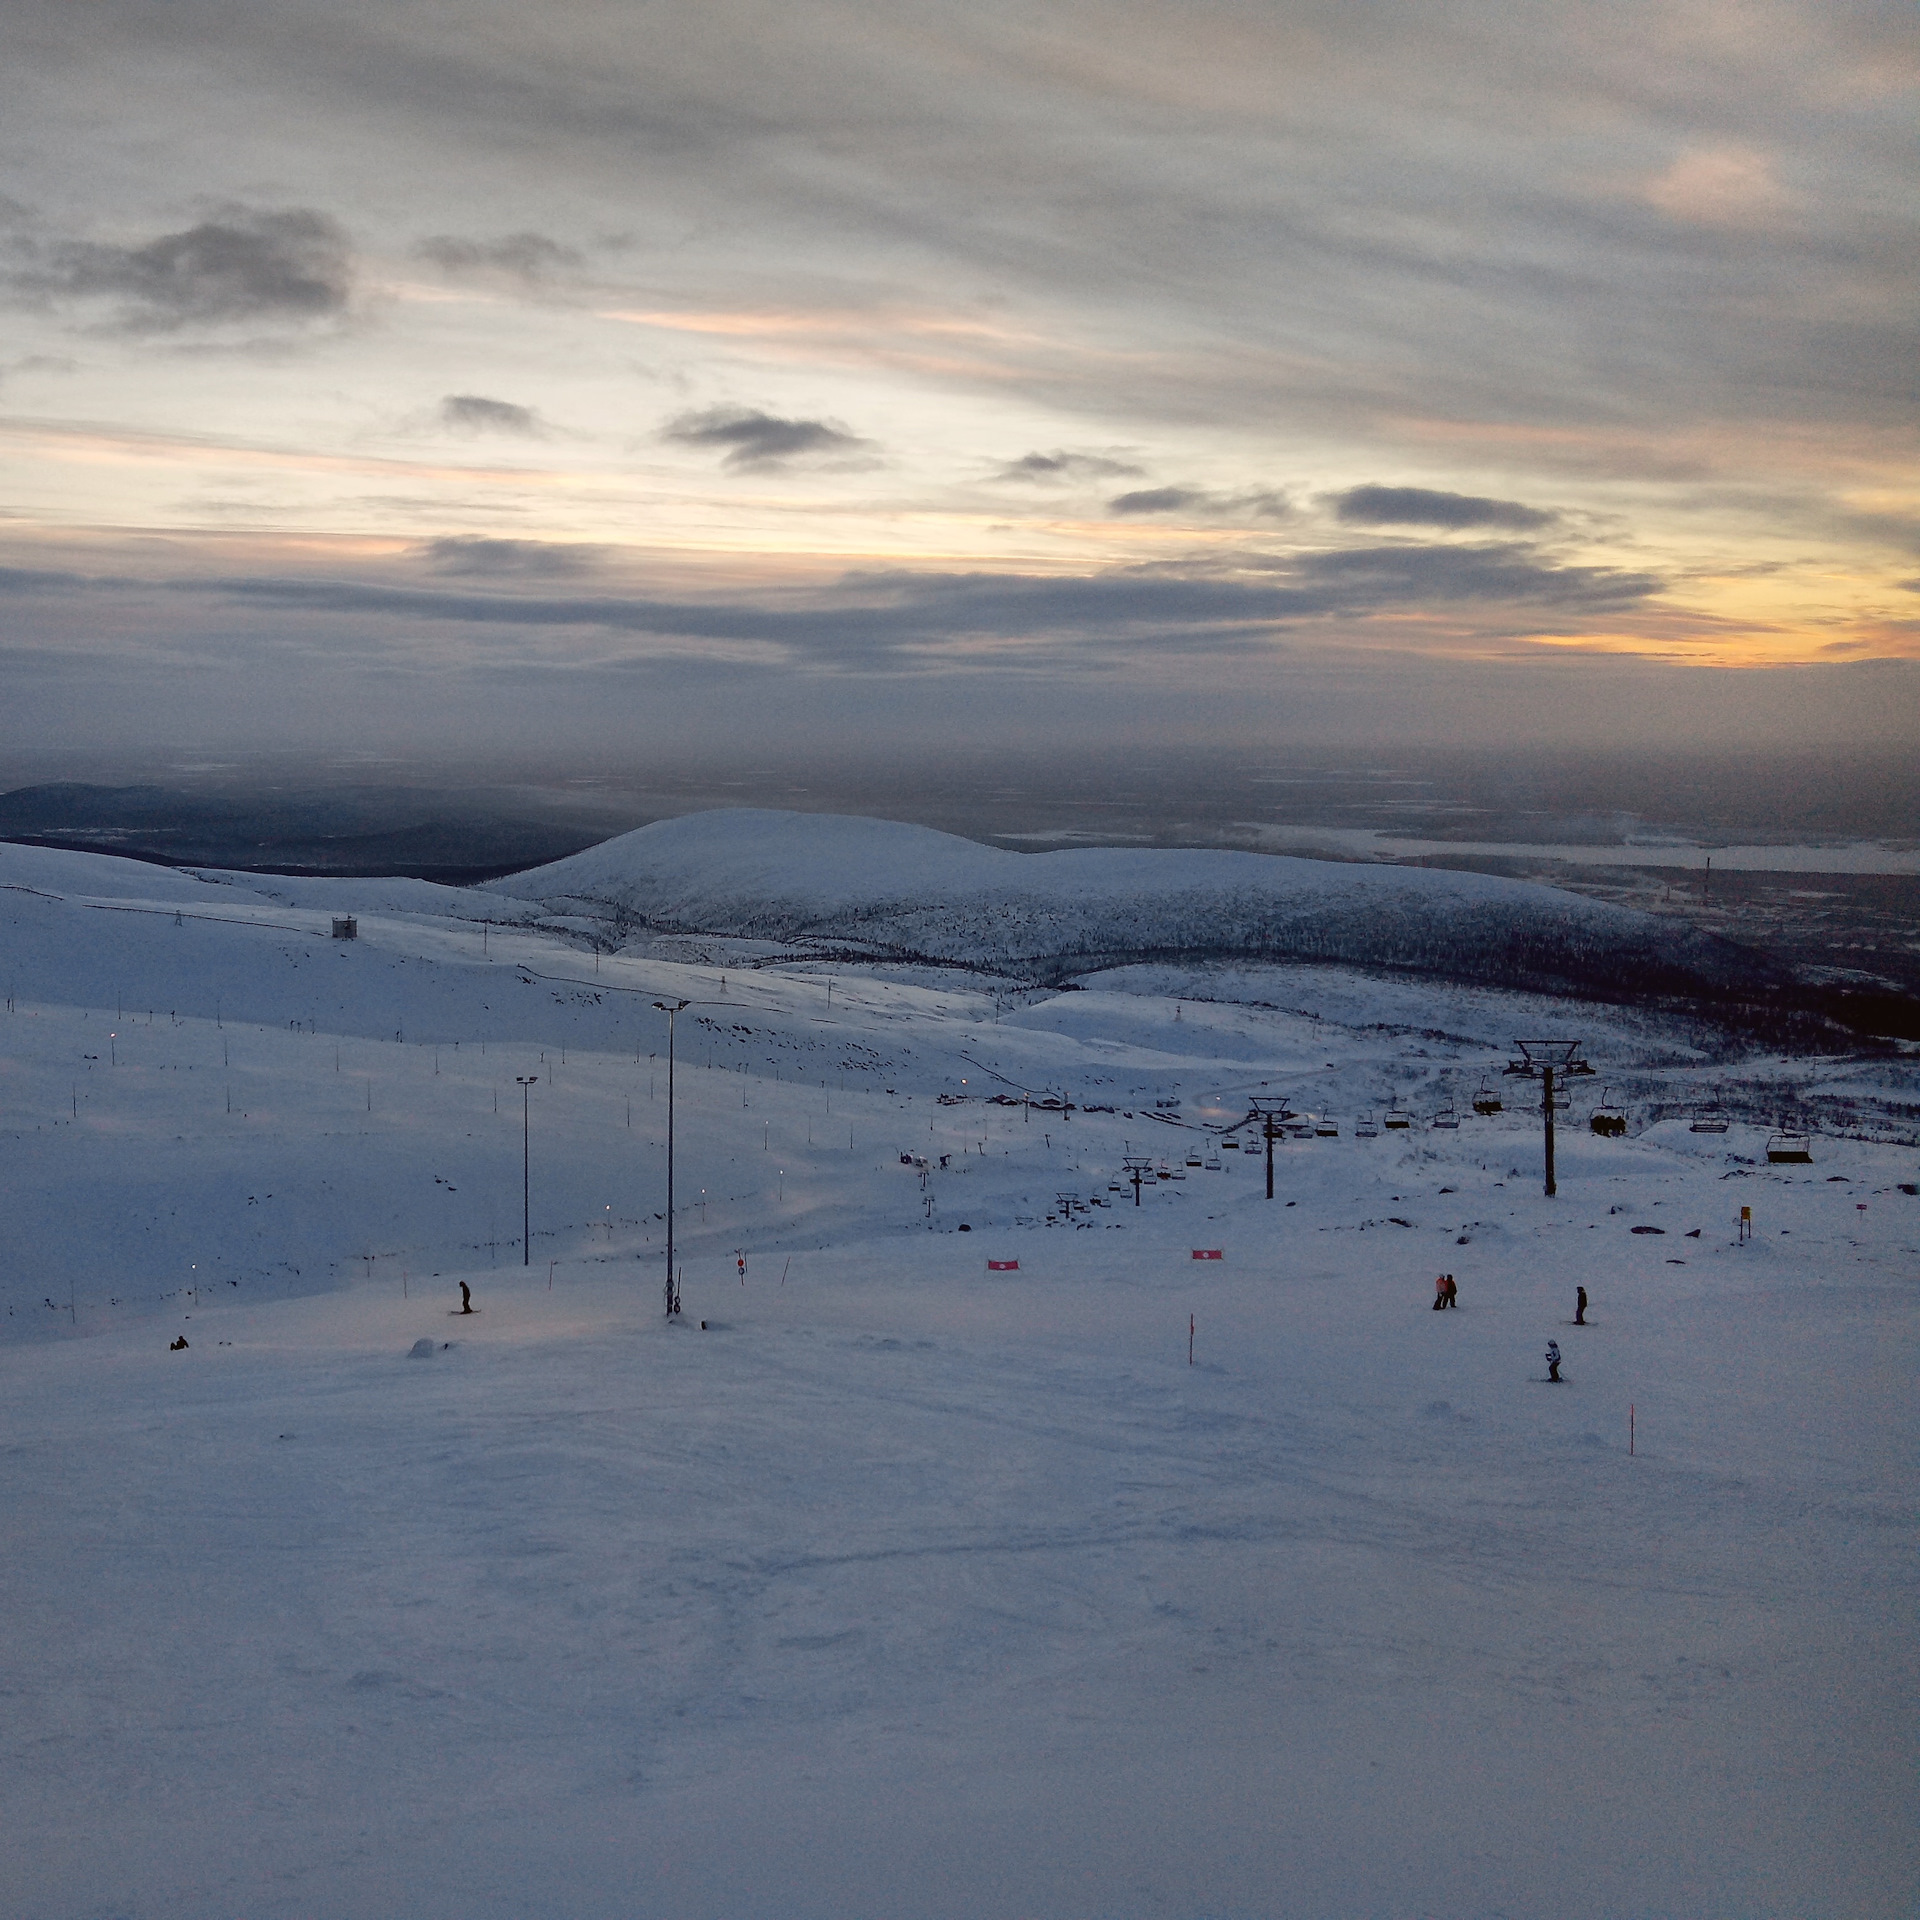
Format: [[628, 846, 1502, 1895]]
[[1, 826, 1916, 1919]]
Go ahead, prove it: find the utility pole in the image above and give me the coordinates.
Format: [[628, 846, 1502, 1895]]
[[654, 1000, 690, 1316], [516, 1076, 537, 1263], [1246, 1099, 1294, 1200]]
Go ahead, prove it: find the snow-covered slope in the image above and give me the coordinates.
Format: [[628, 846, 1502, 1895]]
[[492, 808, 1777, 1000]]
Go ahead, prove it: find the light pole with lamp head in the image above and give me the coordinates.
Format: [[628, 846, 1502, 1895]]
[[516, 1076, 537, 1263], [654, 1000, 690, 1316]]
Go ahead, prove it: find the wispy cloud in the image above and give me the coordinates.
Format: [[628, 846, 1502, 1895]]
[[7, 207, 351, 332], [1331, 486, 1555, 532], [995, 449, 1144, 484], [1109, 486, 1292, 521], [663, 406, 871, 471], [438, 394, 545, 437], [414, 232, 584, 283]]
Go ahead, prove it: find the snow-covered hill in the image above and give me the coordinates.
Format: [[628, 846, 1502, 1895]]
[[490, 808, 1779, 1001]]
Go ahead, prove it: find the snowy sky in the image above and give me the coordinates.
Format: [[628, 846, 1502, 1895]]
[[2, 2, 1917, 761]]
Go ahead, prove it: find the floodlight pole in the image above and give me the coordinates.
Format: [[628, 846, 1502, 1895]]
[[655, 1000, 690, 1316], [516, 1076, 537, 1264]]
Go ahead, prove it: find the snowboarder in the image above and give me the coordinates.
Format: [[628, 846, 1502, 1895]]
[[1574, 1285, 1587, 1326], [458, 1281, 474, 1315], [1545, 1338, 1563, 1383]]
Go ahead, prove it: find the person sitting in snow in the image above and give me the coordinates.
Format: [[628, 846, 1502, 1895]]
[[1545, 1339, 1563, 1383]]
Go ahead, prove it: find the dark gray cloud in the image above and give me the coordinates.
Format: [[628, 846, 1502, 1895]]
[[11, 207, 350, 332], [34, 539, 1648, 679], [1109, 487, 1293, 521], [439, 394, 544, 436], [1332, 485, 1556, 531], [995, 450, 1144, 484], [415, 538, 603, 577], [414, 232, 583, 281], [663, 407, 869, 471]]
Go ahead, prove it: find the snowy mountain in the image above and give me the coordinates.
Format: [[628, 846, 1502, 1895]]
[[491, 807, 1779, 1002]]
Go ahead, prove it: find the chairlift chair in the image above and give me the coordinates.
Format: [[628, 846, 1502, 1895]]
[[1204, 1152, 1223, 1171], [1355, 1112, 1380, 1138], [1383, 1109, 1413, 1130], [1185, 1150, 1204, 1168], [1766, 1130, 1812, 1164], [1314, 1116, 1339, 1137], [1472, 1086, 1502, 1115], [1431, 1105, 1460, 1131], [1501, 1058, 1536, 1078], [1589, 1094, 1627, 1137], [1221, 1137, 1241, 1151], [1689, 1109, 1730, 1135]]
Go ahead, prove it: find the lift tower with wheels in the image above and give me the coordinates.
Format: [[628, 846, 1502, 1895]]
[[1512, 1038, 1587, 1198], [1244, 1099, 1296, 1200]]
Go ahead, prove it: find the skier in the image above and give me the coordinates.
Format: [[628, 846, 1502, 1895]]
[[1433, 1274, 1448, 1311], [459, 1281, 474, 1315], [1545, 1338, 1563, 1383], [1443, 1274, 1458, 1309], [1574, 1285, 1588, 1326]]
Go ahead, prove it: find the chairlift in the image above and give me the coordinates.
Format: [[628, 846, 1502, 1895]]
[[1766, 1130, 1813, 1164], [1431, 1105, 1460, 1131], [1383, 1109, 1413, 1130], [1314, 1117, 1339, 1137], [1472, 1086, 1502, 1115], [1589, 1086, 1627, 1138], [1108, 1180, 1125, 1193], [1355, 1112, 1380, 1138], [1501, 1058, 1536, 1078], [1204, 1152, 1223, 1171], [1689, 1109, 1730, 1135], [1221, 1137, 1241, 1152], [1185, 1151, 1204, 1168]]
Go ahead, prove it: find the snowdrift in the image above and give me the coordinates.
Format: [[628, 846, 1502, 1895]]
[[491, 809, 1779, 1003]]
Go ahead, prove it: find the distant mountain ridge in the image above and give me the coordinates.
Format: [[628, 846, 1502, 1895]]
[[490, 808, 1782, 1003]]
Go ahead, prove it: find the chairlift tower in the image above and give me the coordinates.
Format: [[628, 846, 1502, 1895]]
[[1245, 1099, 1296, 1201], [1122, 1155, 1155, 1206], [654, 999, 690, 1315], [1513, 1038, 1586, 1198]]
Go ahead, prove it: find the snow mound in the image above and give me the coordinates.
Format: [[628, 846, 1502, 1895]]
[[491, 809, 1775, 1001]]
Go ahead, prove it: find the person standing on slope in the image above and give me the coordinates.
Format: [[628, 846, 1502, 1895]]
[[1574, 1285, 1587, 1326], [1443, 1274, 1458, 1309], [1545, 1338, 1563, 1383], [1433, 1274, 1448, 1311]]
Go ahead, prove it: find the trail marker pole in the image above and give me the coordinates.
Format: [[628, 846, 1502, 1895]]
[[1630, 1403, 1636, 1456], [1189, 1314, 1195, 1366]]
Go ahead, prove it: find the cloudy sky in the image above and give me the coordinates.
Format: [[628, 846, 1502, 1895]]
[[2, 1, 1916, 765]]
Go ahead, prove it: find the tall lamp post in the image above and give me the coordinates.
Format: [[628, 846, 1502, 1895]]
[[516, 1075, 537, 1263], [654, 1000, 690, 1316]]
